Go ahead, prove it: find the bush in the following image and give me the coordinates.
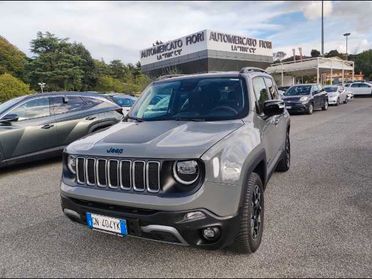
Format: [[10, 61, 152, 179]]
[[0, 73, 31, 102]]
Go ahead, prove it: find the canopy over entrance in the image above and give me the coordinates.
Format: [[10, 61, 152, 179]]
[[266, 57, 354, 86]]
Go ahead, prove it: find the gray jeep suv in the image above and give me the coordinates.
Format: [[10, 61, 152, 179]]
[[60, 68, 291, 253]]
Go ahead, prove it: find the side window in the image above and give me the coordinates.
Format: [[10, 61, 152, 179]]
[[360, 83, 370, 88], [10, 97, 50, 121], [351, 83, 359, 88], [253, 77, 270, 114], [64, 96, 86, 112], [264, 77, 279, 99], [50, 97, 68, 115], [82, 97, 103, 110]]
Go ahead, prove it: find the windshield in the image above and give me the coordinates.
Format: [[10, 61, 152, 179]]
[[284, 85, 312, 96], [0, 96, 25, 115], [129, 77, 248, 121], [323, 87, 338, 93], [112, 96, 135, 107]]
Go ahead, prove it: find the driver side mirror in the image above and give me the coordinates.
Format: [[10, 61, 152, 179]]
[[263, 100, 285, 116], [0, 113, 19, 123]]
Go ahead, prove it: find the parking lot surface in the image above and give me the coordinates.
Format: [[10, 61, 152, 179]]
[[0, 98, 371, 278]]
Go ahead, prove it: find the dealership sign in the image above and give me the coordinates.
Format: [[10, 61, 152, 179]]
[[140, 30, 273, 66]]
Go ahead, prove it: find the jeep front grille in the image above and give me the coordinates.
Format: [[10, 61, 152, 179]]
[[76, 158, 161, 193]]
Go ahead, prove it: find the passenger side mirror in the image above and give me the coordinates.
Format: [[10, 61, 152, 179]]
[[0, 113, 19, 123], [263, 100, 285, 116]]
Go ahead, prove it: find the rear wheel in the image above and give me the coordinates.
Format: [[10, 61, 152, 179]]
[[322, 100, 329, 110], [230, 173, 264, 254], [276, 132, 290, 172], [307, 103, 314, 114]]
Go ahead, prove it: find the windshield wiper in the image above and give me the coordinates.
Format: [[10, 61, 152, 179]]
[[172, 117, 205, 122], [126, 115, 144, 122]]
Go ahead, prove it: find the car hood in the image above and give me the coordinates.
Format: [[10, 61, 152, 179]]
[[282, 96, 303, 102], [66, 120, 244, 159]]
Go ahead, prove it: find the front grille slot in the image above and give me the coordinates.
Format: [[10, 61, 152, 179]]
[[133, 161, 145, 191], [120, 160, 131, 190], [108, 160, 119, 188], [86, 159, 96, 185], [77, 158, 85, 184], [76, 157, 161, 193], [97, 159, 107, 187], [147, 161, 160, 192]]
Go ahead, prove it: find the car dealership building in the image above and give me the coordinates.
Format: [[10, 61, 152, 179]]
[[140, 30, 273, 77]]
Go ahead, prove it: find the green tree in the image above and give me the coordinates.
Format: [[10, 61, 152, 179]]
[[325, 49, 344, 59], [0, 73, 31, 102], [311, 49, 320, 57], [27, 32, 97, 91], [94, 75, 125, 92], [350, 50, 372, 80], [0, 36, 28, 80]]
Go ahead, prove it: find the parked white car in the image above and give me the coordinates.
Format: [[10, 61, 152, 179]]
[[344, 82, 372, 96], [324, 85, 348, 105]]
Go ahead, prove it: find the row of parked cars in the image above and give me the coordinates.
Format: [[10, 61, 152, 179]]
[[277, 81, 371, 115]]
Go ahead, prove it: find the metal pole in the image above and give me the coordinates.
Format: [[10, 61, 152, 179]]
[[321, 0, 324, 56]]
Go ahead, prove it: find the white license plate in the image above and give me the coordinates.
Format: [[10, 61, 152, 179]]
[[286, 106, 292, 109], [86, 212, 127, 236]]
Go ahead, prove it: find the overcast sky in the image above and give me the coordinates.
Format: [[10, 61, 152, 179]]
[[1, 1, 371, 63]]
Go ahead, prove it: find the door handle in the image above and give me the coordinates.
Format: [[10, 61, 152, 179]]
[[86, 116, 96, 120], [41, 124, 54, 129]]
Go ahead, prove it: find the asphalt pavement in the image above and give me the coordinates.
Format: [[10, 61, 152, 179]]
[[0, 98, 371, 278]]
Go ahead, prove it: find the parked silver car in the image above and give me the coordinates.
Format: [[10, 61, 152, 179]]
[[60, 68, 291, 254], [323, 85, 348, 105], [344, 82, 372, 96]]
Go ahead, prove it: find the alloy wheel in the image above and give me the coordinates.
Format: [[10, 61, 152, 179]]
[[251, 185, 262, 240]]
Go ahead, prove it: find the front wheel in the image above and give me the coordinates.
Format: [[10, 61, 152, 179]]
[[276, 132, 290, 172], [322, 100, 329, 110], [307, 103, 314, 114], [230, 173, 264, 254]]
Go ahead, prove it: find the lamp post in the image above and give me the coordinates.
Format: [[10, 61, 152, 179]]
[[321, 0, 324, 56], [343, 32, 351, 61], [38, 82, 46, 93]]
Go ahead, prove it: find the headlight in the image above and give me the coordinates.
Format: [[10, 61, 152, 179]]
[[300, 96, 309, 102], [67, 155, 77, 174], [173, 160, 199, 185]]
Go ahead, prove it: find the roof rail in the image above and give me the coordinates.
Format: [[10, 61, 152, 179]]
[[156, 74, 185, 81], [239, 67, 267, 74]]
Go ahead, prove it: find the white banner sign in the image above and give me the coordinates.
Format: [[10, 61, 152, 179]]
[[140, 30, 273, 66]]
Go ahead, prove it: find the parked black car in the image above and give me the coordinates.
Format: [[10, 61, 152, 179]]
[[282, 84, 328, 114], [0, 92, 123, 167]]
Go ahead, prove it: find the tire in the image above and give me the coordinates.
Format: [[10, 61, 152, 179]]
[[322, 100, 329, 110], [230, 173, 264, 254], [343, 97, 348, 104], [276, 132, 290, 172], [335, 98, 339, 106], [307, 103, 314, 114]]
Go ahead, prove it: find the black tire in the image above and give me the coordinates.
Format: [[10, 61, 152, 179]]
[[230, 173, 264, 254], [343, 98, 348, 104], [307, 103, 314, 114], [322, 100, 329, 110], [276, 132, 290, 172]]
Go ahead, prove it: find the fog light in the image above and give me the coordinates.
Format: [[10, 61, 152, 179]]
[[185, 211, 206, 221], [202, 227, 221, 241]]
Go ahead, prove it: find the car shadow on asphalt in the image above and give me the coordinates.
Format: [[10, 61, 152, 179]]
[[0, 156, 62, 175]]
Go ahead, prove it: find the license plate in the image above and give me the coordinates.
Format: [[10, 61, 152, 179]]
[[286, 106, 292, 109], [86, 212, 128, 236]]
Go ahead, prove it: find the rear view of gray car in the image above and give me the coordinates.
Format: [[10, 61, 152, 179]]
[[0, 92, 123, 167]]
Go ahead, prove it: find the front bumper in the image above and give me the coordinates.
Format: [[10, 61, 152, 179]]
[[284, 102, 309, 113], [61, 194, 240, 249], [328, 97, 338, 104]]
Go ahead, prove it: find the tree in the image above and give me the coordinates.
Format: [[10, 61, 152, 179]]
[[0, 36, 28, 80], [0, 73, 31, 102], [325, 49, 344, 59], [311, 49, 320, 57], [350, 50, 372, 80]]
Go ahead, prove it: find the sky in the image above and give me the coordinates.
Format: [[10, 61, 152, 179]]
[[0, 1, 371, 63]]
